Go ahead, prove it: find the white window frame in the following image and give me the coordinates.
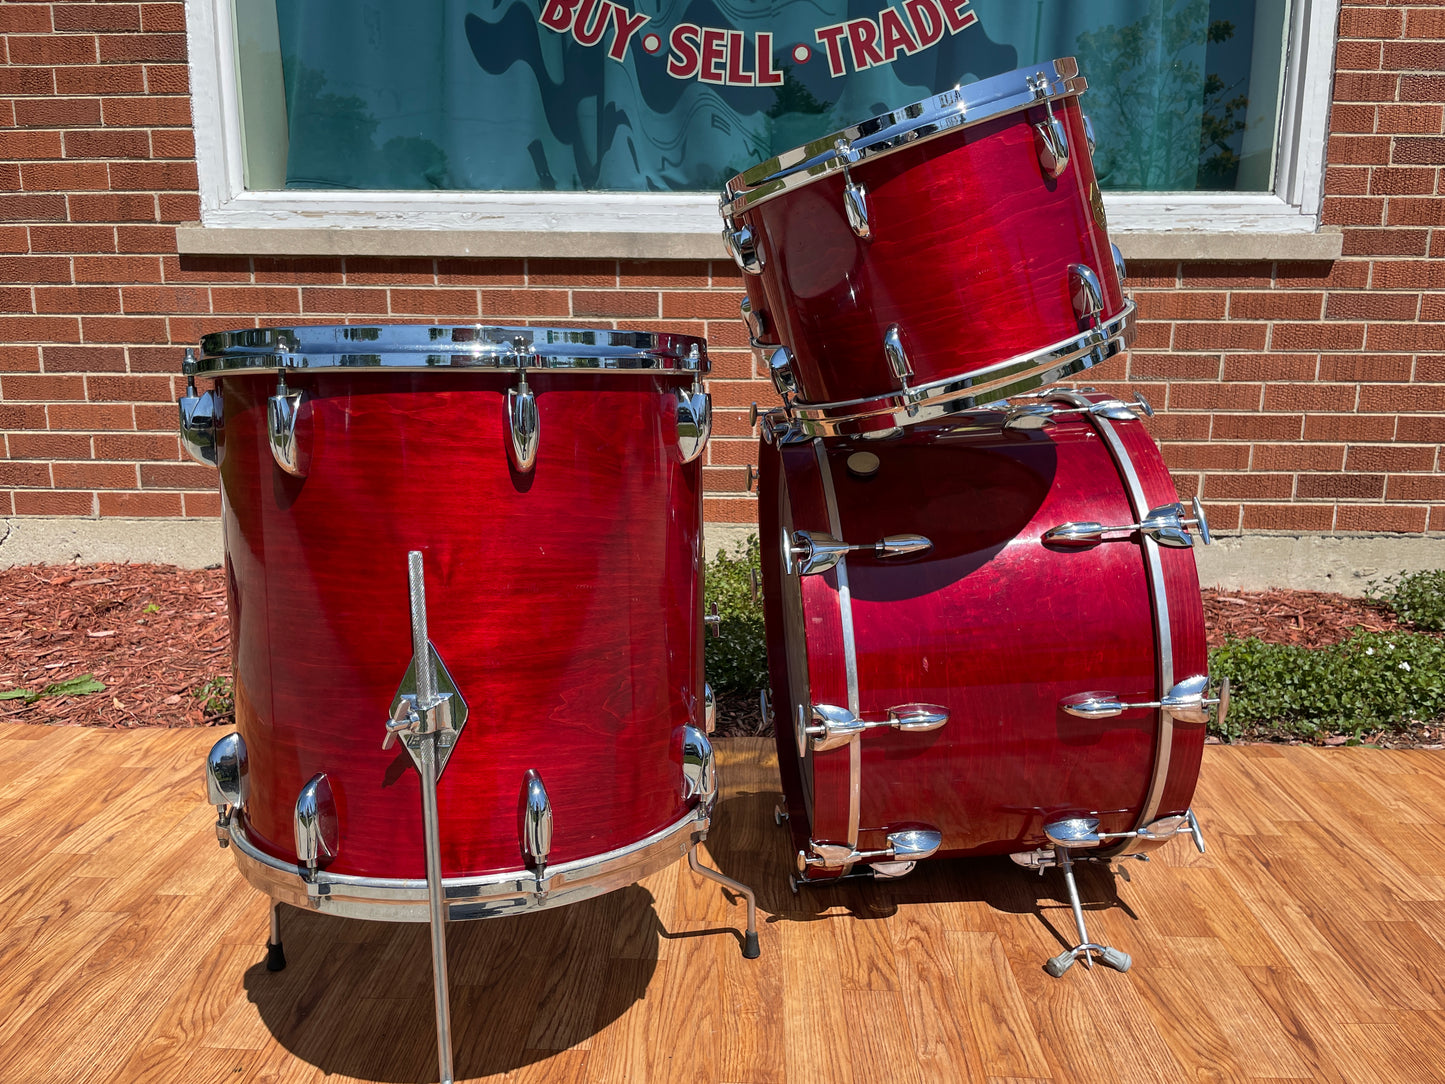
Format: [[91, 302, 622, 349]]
[[185, 0, 1339, 241]]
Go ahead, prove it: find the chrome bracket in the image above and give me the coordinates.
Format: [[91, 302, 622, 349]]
[[768, 346, 799, 399], [519, 769, 553, 897], [720, 188, 764, 275], [798, 828, 943, 871], [682, 725, 719, 817], [740, 296, 770, 347], [1061, 675, 1230, 729], [1039, 829, 1131, 977], [789, 530, 932, 576], [834, 137, 871, 239], [674, 380, 712, 464], [294, 772, 338, 876], [1043, 497, 1212, 550], [882, 325, 918, 409], [1068, 264, 1104, 330], [266, 375, 306, 476], [506, 360, 540, 474], [805, 702, 948, 753], [1030, 73, 1070, 178], [1004, 392, 1152, 431], [703, 600, 721, 639], [177, 349, 219, 467], [205, 731, 248, 847]]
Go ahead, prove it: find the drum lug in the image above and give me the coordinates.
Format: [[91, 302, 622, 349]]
[[1082, 113, 1097, 157], [704, 600, 721, 638], [805, 701, 948, 752], [177, 349, 219, 467], [703, 682, 717, 734], [1029, 74, 1070, 178], [830, 137, 871, 240], [744, 464, 757, 492], [1059, 675, 1230, 727], [294, 773, 338, 875], [519, 769, 553, 894], [1004, 392, 1151, 431], [798, 828, 942, 871], [1067, 263, 1104, 330], [790, 530, 932, 576], [882, 325, 916, 406], [205, 731, 248, 846], [682, 724, 718, 815], [722, 222, 763, 275], [740, 296, 771, 347], [674, 381, 712, 464], [768, 346, 799, 399], [1111, 242, 1127, 287], [267, 376, 307, 476], [1043, 498, 1211, 549], [506, 369, 540, 474]]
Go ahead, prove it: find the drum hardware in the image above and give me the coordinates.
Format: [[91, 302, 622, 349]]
[[845, 451, 880, 477], [788, 530, 932, 576], [704, 601, 721, 637], [1038, 825, 1132, 977], [749, 567, 761, 603], [505, 369, 540, 474], [1028, 73, 1071, 179], [1111, 242, 1127, 286], [803, 702, 949, 754], [882, 325, 918, 407], [1083, 114, 1097, 156], [178, 349, 219, 467], [720, 189, 764, 275], [833, 137, 871, 239], [293, 773, 338, 875], [703, 682, 717, 734], [266, 900, 286, 972], [768, 346, 800, 399], [759, 687, 774, 729], [740, 297, 776, 349], [1067, 264, 1104, 330], [1044, 496, 1212, 550], [686, 849, 761, 959], [774, 802, 789, 826], [1061, 676, 1230, 729], [682, 726, 717, 808], [266, 374, 307, 476], [674, 380, 712, 464], [205, 731, 248, 845], [519, 769, 553, 897], [745, 464, 758, 491], [1002, 392, 1153, 431], [797, 828, 943, 872]]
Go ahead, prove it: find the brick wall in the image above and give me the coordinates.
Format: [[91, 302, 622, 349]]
[[0, 1, 1443, 534]]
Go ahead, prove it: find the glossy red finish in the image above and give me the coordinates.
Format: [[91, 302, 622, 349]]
[[739, 95, 1123, 406], [759, 411, 1208, 873], [218, 367, 704, 879]]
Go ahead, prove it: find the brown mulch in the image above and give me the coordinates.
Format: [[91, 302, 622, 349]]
[[0, 562, 230, 729], [1201, 586, 1409, 649]]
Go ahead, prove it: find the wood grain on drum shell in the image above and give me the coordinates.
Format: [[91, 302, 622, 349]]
[[761, 416, 1208, 862], [219, 370, 703, 879], [740, 97, 1122, 405]]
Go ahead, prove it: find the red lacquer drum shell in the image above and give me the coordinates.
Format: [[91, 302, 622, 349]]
[[721, 58, 1131, 416], [757, 397, 1210, 878], [200, 325, 711, 882]]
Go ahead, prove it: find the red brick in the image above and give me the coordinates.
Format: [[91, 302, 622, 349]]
[[297, 287, 387, 315], [1327, 135, 1393, 165], [1240, 504, 1335, 531], [101, 96, 190, 127], [1168, 382, 1260, 411], [14, 97, 100, 128], [252, 257, 343, 284], [1211, 413, 1303, 441], [699, 322, 751, 351], [1369, 168, 1437, 196], [1329, 104, 1376, 133], [1230, 292, 1326, 320], [387, 289, 480, 317], [33, 284, 118, 313], [1386, 476, 1445, 501], [1200, 473, 1294, 500], [63, 129, 151, 160], [182, 490, 220, 517], [702, 497, 757, 524], [0, 316, 80, 342], [1338, 6, 1402, 38], [1402, 75, 1445, 103], [80, 315, 168, 343], [1302, 414, 1397, 441], [0, 287, 33, 313], [0, 6, 54, 33], [1335, 39, 1383, 72], [342, 258, 434, 286], [1349, 445, 1438, 473], [54, 65, 146, 97], [1295, 472, 1385, 501], [108, 160, 197, 191], [1134, 292, 1227, 321], [1395, 139, 1445, 167], [30, 225, 116, 253], [1276, 260, 1371, 290], [1325, 196, 1387, 226], [1179, 262, 1272, 289], [47, 402, 133, 430], [119, 284, 211, 315], [1251, 444, 1345, 472], [620, 261, 711, 289], [1336, 504, 1429, 533], [576, 290, 661, 318], [0, 163, 20, 192], [1325, 166, 1371, 196], [21, 161, 111, 192], [141, 3, 186, 32], [97, 491, 182, 516], [1130, 322, 1172, 350], [1174, 323, 1268, 352], [1262, 383, 1358, 412], [1121, 262, 1178, 288], [1372, 260, 1445, 290], [7, 432, 90, 459], [52, 461, 137, 489], [207, 286, 300, 315], [0, 130, 63, 159], [1342, 228, 1431, 256], [74, 255, 163, 283], [0, 193, 68, 221], [436, 259, 525, 286], [8, 34, 97, 65], [1405, 8, 1445, 37], [1270, 323, 1366, 351], [132, 402, 177, 429], [97, 32, 186, 63], [87, 375, 174, 403], [529, 259, 616, 287], [0, 460, 51, 487], [1160, 443, 1250, 471], [0, 346, 40, 372], [139, 462, 213, 488], [0, 67, 54, 95], [1398, 415, 1445, 443], [68, 193, 158, 222], [13, 490, 92, 515], [148, 129, 193, 159], [52, 3, 141, 31], [2, 373, 85, 400], [1422, 294, 1445, 322], [1379, 105, 1445, 135], [1386, 199, 1445, 226], [1126, 352, 1220, 381], [93, 432, 178, 460], [0, 402, 46, 429], [1326, 293, 1418, 320], [480, 289, 569, 317], [42, 345, 126, 373], [125, 347, 185, 374], [159, 191, 200, 222], [0, 256, 70, 285], [1364, 323, 1445, 351], [1384, 42, 1445, 72]]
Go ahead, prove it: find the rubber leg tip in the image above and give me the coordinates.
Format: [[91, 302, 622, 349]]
[[1100, 947, 1131, 973], [1044, 953, 1074, 978], [265, 941, 287, 972], [743, 931, 761, 959]]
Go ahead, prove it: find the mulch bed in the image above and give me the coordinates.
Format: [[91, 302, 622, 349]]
[[0, 566, 1424, 735]]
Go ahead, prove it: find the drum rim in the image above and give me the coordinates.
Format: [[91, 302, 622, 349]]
[[193, 324, 710, 375], [766, 299, 1135, 440], [720, 57, 1086, 216]]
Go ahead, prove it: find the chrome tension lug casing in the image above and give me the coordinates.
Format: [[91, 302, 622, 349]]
[[834, 137, 871, 239], [506, 367, 540, 474], [1082, 113, 1097, 156], [294, 773, 338, 877], [789, 530, 932, 576], [1029, 73, 1070, 178], [266, 374, 307, 476], [519, 769, 553, 897], [205, 731, 248, 847], [1044, 501, 1211, 550], [1067, 264, 1104, 331], [177, 349, 220, 468], [798, 828, 943, 873], [703, 682, 717, 734], [674, 379, 712, 464], [1059, 674, 1231, 726], [768, 346, 799, 399], [682, 725, 719, 819], [805, 701, 949, 753]]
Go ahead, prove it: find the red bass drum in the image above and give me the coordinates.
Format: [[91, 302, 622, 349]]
[[721, 58, 1133, 430], [757, 393, 1217, 884], [189, 325, 721, 919]]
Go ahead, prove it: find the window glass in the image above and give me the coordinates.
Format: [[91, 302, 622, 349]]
[[232, 0, 1290, 194]]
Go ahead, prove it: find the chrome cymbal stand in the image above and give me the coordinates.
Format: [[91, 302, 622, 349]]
[[383, 551, 469, 1084]]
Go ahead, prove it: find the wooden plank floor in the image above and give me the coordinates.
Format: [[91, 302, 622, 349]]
[[4, 723, 1445, 1083]]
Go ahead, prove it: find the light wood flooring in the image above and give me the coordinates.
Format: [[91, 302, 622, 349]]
[[3, 723, 1445, 1082]]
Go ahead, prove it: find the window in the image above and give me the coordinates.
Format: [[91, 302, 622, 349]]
[[187, 0, 1340, 239]]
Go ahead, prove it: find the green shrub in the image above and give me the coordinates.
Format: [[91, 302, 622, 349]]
[[1367, 569, 1445, 631], [703, 536, 768, 693], [1209, 630, 1445, 741]]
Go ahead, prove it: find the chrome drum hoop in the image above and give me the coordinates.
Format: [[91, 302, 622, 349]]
[[221, 804, 710, 922], [776, 300, 1135, 440], [721, 57, 1085, 216], [194, 324, 709, 376]]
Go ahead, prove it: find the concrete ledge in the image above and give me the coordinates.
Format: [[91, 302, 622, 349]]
[[0, 518, 223, 570], [1115, 228, 1343, 263]]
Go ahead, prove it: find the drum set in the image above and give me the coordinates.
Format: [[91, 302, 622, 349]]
[[178, 57, 1228, 1084]]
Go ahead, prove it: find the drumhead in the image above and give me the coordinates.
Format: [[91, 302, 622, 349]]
[[720, 57, 1085, 215], [194, 324, 708, 375]]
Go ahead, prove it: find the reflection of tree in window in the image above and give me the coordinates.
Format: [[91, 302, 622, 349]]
[[1075, 0, 1249, 193], [282, 63, 452, 190]]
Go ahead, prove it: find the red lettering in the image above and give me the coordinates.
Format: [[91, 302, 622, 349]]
[[725, 29, 750, 84], [878, 7, 919, 60], [846, 17, 884, 71], [700, 27, 727, 83], [539, 0, 579, 32], [667, 24, 701, 78], [814, 24, 849, 76], [571, 0, 609, 46], [902, 0, 942, 48], [755, 32, 783, 85], [940, 0, 973, 34], [607, 5, 650, 62]]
